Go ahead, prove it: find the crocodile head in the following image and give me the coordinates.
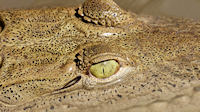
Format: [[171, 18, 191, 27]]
[[0, 0, 200, 112]]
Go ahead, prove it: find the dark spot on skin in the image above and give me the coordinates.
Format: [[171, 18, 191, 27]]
[[50, 106, 54, 110], [152, 75, 158, 77], [23, 106, 31, 110], [117, 94, 122, 98], [133, 86, 135, 89], [168, 83, 176, 87], [157, 89, 163, 92], [23, 55, 28, 59], [187, 69, 192, 71]]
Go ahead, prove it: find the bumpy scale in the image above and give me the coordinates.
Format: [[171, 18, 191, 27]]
[[78, 0, 133, 27]]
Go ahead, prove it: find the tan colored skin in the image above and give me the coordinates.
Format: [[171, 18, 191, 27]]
[[0, 0, 200, 112]]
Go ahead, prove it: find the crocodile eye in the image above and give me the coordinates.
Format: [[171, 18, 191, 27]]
[[90, 60, 119, 78]]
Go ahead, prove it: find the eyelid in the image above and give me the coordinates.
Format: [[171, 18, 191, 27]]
[[90, 56, 129, 65], [87, 53, 122, 63]]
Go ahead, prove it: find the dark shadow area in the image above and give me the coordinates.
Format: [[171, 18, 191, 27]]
[[62, 76, 81, 89], [55, 76, 81, 92], [75, 8, 90, 23], [0, 17, 5, 32], [0, 56, 3, 69], [74, 52, 81, 66], [75, 8, 103, 26]]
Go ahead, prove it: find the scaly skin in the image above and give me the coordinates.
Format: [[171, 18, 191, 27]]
[[0, 0, 200, 112]]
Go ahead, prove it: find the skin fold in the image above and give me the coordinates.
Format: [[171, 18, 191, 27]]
[[0, 0, 200, 111]]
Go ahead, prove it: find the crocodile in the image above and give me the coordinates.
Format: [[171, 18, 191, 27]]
[[0, 0, 200, 111]]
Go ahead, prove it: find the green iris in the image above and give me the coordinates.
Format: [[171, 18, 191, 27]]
[[90, 60, 119, 78]]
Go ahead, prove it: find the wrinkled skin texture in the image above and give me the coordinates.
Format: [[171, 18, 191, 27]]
[[0, 0, 200, 112]]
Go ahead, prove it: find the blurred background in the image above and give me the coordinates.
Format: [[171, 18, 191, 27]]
[[0, 0, 200, 20]]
